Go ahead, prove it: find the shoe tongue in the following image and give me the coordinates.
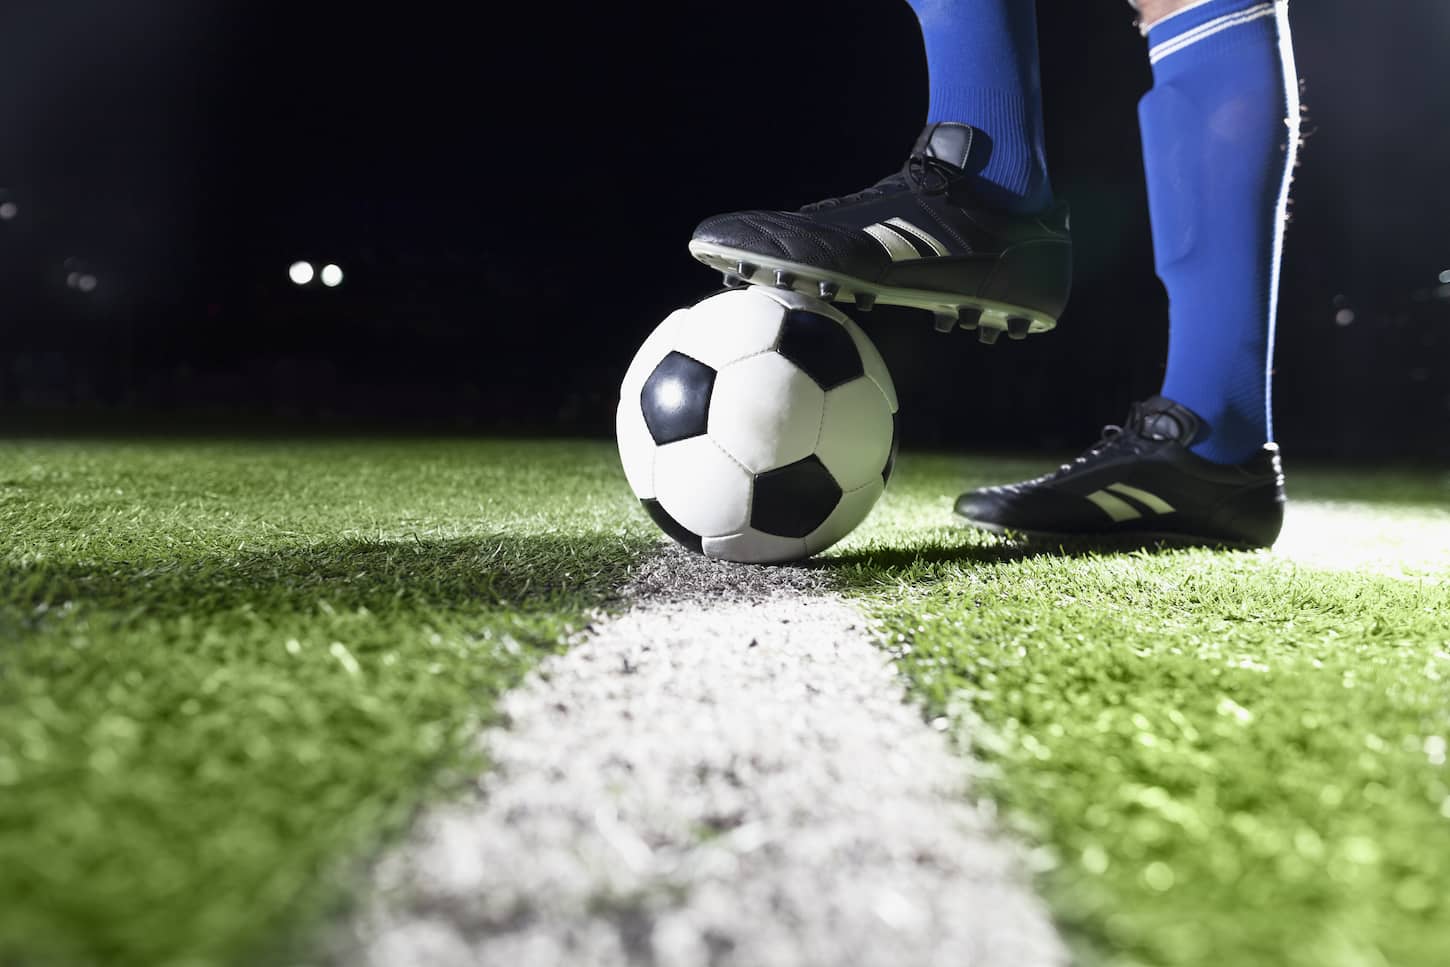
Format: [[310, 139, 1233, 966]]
[[911, 122, 981, 173], [1133, 395, 1203, 444]]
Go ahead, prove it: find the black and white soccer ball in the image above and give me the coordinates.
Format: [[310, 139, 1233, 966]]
[[616, 286, 899, 564]]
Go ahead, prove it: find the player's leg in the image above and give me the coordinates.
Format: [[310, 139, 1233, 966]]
[[955, 0, 1301, 548], [688, 0, 1071, 343]]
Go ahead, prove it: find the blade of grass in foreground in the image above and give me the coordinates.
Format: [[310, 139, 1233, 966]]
[[830, 455, 1450, 967], [0, 439, 652, 967]]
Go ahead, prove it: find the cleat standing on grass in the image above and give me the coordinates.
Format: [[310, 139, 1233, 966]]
[[690, 121, 1071, 339], [954, 396, 1285, 548]]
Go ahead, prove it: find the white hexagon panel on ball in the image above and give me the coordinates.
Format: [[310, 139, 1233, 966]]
[[709, 352, 825, 474], [652, 436, 753, 540], [816, 377, 895, 493]]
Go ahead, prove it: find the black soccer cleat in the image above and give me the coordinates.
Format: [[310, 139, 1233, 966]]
[[954, 396, 1286, 549], [689, 122, 1072, 340]]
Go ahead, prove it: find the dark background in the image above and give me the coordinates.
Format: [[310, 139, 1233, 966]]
[[2, 0, 1447, 458]]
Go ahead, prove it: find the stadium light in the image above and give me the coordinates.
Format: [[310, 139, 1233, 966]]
[[288, 261, 314, 285], [320, 263, 343, 287]]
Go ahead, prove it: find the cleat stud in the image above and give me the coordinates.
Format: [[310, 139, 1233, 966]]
[[774, 269, 795, 289], [722, 272, 745, 288], [818, 280, 840, 301], [1007, 316, 1032, 340], [855, 291, 876, 311], [933, 310, 957, 334], [957, 307, 982, 331], [978, 326, 1001, 345], [737, 261, 757, 280]]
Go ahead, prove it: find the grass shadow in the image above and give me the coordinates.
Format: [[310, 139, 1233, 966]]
[[2, 531, 655, 627]]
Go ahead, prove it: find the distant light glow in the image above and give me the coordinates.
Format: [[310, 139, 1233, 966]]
[[288, 261, 314, 285], [1439, 269, 1450, 285], [65, 272, 81, 289], [0, 202, 16, 220], [320, 263, 343, 287], [1334, 308, 1355, 326], [77, 274, 98, 293]]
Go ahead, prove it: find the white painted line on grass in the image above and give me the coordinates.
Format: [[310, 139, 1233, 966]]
[[340, 554, 1066, 967]]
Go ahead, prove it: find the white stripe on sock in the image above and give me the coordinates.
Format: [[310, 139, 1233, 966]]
[[1137, 0, 1220, 37], [1149, 4, 1275, 64]]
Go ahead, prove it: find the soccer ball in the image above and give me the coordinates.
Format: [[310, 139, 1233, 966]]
[[616, 286, 899, 564]]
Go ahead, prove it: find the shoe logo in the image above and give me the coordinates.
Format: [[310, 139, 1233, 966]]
[[863, 218, 950, 262], [1085, 483, 1177, 523]]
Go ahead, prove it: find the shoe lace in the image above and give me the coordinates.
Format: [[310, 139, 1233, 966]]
[[800, 152, 959, 212], [1051, 403, 1145, 478]]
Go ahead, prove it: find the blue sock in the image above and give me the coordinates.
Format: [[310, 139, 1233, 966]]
[[906, 0, 1052, 214], [1142, 0, 1301, 464]]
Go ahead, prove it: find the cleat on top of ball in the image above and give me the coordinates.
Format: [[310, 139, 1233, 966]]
[[689, 121, 1071, 336]]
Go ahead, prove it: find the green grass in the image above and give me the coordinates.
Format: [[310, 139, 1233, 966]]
[[0, 439, 653, 967], [5, 440, 1449, 967], [832, 454, 1450, 967]]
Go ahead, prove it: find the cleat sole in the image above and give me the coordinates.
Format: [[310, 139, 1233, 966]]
[[690, 240, 1057, 337], [955, 515, 1266, 552]]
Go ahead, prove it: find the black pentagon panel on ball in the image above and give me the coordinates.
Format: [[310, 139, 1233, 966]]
[[640, 499, 703, 554], [641, 351, 716, 445], [751, 455, 843, 539], [883, 412, 900, 485], [775, 309, 864, 390]]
